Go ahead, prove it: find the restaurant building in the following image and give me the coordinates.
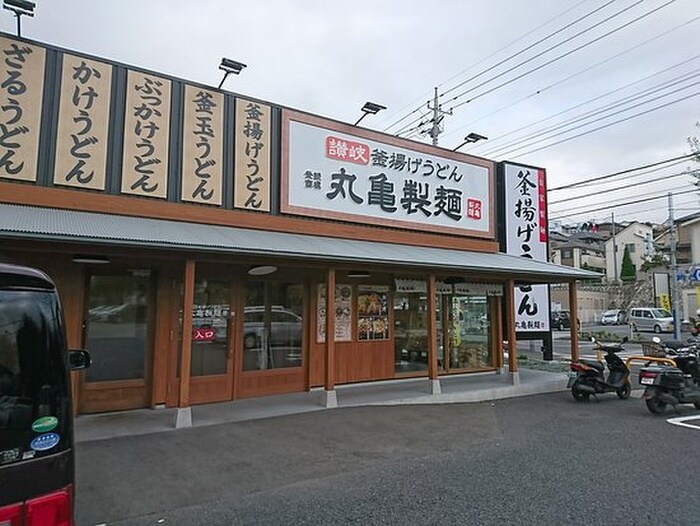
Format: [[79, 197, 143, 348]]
[[0, 33, 594, 424]]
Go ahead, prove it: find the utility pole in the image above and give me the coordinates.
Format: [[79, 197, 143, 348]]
[[668, 192, 681, 340], [611, 212, 618, 283], [426, 87, 452, 146]]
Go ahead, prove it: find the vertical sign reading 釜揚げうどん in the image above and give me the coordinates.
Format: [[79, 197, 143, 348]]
[[121, 71, 171, 198], [502, 162, 550, 333], [234, 98, 271, 211], [181, 85, 224, 205], [54, 54, 112, 190], [0, 37, 45, 182], [281, 111, 494, 237]]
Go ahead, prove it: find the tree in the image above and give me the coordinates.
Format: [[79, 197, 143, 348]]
[[620, 245, 636, 282], [687, 121, 700, 190]]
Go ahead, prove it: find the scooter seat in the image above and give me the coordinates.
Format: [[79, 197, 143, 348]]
[[580, 359, 604, 371]]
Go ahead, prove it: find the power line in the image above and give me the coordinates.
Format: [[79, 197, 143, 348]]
[[380, 0, 593, 134], [508, 89, 700, 158], [549, 187, 699, 221], [549, 153, 697, 191], [441, 0, 616, 98], [549, 169, 691, 206], [448, 0, 644, 108], [564, 158, 690, 190], [443, 18, 700, 145], [392, 0, 652, 138], [492, 74, 700, 158]]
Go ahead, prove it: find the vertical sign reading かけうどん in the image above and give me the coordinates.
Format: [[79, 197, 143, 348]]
[[234, 98, 271, 212], [121, 71, 171, 198], [281, 111, 494, 237], [0, 36, 45, 182], [54, 54, 112, 190], [502, 162, 550, 333]]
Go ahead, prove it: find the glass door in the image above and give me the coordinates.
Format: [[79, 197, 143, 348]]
[[445, 294, 492, 371], [188, 274, 235, 403], [81, 271, 152, 412]]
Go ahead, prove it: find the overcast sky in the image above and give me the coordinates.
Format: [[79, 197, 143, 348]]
[[5, 0, 699, 226]]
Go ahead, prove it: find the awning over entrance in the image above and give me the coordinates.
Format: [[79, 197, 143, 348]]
[[0, 204, 598, 282]]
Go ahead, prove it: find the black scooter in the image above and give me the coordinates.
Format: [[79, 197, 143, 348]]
[[567, 337, 631, 402], [638, 337, 700, 414]]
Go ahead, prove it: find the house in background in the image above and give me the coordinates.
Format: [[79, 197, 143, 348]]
[[604, 222, 654, 282]]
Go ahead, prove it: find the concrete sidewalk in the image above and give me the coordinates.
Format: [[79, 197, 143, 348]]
[[75, 367, 568, 443]]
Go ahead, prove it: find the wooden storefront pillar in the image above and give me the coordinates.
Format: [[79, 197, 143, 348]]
[[175, 259, 195, 428], [323, 268, 337, 408], [505, 279, 519, 382], [427, 274, 441, 394], [569, 280, 579, 362]]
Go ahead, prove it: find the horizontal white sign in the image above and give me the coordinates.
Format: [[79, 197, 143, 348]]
[[282, 113, 494, 237]]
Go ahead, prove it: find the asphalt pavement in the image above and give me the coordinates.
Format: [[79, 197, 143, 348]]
[[75, 391, 700, 525]]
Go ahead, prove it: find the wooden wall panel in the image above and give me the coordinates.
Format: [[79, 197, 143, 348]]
[[0, 182, 499, 254]]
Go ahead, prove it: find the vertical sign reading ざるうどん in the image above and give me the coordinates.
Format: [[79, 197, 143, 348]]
[[502, 162, 550, 333], [281, 111, 494, 238], [0, 36, 45, 182], [121, 71, 171, 198]]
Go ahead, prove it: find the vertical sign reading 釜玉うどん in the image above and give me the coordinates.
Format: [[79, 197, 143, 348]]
[[121, 71, 171, 198], [181, 85, 223, 205], [502, 162, 550, 333], [0, 37, 45, 182], [54, 55, 112, 190], [234, 98, 271, 211]]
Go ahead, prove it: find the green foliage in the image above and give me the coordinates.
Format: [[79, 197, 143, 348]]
[[641, 252, 667, 272], [687, 121, 700, 189], [620, 245, 636, 281]]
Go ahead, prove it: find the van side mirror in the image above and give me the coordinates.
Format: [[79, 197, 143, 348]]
[[69, 349, 91, 370]]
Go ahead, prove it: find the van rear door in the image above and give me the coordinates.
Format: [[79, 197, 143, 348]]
[[0, 266, 74, 509]]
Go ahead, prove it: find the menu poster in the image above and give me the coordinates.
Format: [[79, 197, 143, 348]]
[[357, 286, 389, 341], [317, 284, 353, 343]]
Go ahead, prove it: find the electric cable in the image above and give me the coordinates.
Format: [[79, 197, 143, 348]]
[[549, 153, 697, 191]]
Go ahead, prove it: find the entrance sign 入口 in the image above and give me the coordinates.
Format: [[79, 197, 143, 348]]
[[501, 162, 550, 332], [281, 111, 495, 238]]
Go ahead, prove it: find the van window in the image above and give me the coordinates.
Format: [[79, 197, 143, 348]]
[[0, 289, 69, 465]]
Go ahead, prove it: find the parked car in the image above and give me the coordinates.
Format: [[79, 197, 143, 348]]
[[0, 263, 91, 525], [601, 309, 626, 325], [628, 307, 674, 333], [551, 310, 571, 331]]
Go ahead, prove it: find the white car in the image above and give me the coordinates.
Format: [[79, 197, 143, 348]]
[[600, 309, 625, 325]]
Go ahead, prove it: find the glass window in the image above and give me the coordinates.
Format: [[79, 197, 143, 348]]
[[191, 278, 230, 376], [85, 274, 149, 382], [447, 294, 491, 370], [394, 292, 428, 373], [243, 281, 303, 371]]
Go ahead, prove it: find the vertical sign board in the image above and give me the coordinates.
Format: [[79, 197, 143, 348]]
[[501, 162, 550, 333], [54, 54, 112, 190], [121, 70, 171, 198], [181, 85, 224, 205], [234, 98, 271, 211], [0, 36, 45, 182]]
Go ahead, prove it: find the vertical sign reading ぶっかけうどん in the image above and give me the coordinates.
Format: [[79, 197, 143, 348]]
[[0, 37, 45, 182], [501, 162, 550, 333], [121, 71, 171, 198], [280, 111, 495, 237]]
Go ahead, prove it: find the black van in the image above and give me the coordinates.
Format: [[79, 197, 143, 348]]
[[0, 263, 89, 525]]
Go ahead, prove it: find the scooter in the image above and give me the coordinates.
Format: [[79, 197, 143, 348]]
[[638, 336, 700, 414], [567, 337, 631, 402]]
